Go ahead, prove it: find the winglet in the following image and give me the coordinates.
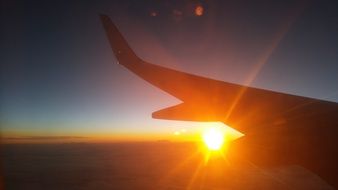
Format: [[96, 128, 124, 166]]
[[99, 14, 140, 66]]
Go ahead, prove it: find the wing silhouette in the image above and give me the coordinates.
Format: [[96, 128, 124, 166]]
[[100, 14, 338, 188]]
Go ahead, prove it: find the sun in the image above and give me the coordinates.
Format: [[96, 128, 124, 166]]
[[202, 127, 225, 150]]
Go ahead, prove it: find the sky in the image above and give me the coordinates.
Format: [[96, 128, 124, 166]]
[[1, 0, 338, 142]]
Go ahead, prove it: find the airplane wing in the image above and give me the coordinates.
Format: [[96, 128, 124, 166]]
[[100, 14, 336, 133], [100, 15, 338, 188]]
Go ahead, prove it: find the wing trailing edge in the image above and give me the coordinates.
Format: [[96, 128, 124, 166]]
[[152, 103, 221, 121]]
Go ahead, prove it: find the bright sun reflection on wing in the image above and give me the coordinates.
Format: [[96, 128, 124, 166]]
[[168, 121, 243, 153], [200, 122, 243, 154], [202, 127, 224, 150], [199, 122, 243, 165]]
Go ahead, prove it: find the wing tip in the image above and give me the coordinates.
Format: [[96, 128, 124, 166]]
[[99, 13, 141, 67]]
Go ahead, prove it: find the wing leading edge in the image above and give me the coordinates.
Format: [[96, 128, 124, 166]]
[[100, 15, 338, 188]]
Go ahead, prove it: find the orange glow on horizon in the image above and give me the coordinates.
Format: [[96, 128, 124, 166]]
[[2, 122, 243, 145]]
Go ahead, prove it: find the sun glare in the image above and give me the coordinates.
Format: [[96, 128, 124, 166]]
[[202, 127, 224, 150]]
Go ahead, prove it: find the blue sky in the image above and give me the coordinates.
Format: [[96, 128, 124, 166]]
[[1, 0, 338, 139]]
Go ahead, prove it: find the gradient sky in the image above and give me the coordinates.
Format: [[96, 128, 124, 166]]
[[1, 0, 338, 141]]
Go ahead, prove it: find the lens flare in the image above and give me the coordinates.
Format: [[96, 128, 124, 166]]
[[195, 5, 204, 16]]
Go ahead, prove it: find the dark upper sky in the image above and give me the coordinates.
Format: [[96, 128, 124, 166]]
[[1, 0, 338, 136]]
